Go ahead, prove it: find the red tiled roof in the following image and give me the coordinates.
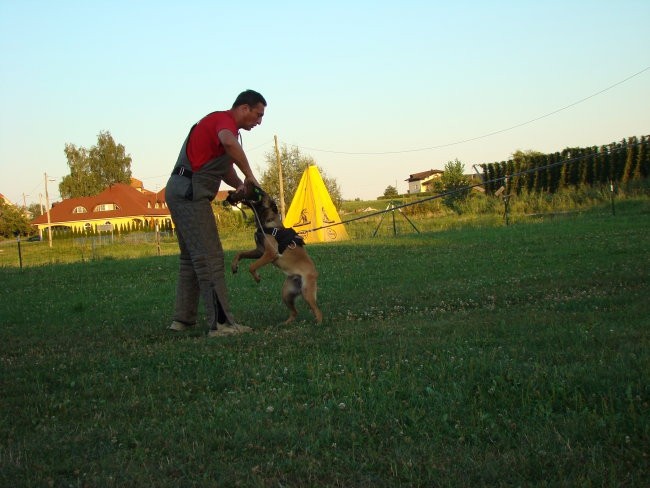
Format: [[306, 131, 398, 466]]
[[32, 183, 230, 225], [31, 183, 169, 225]]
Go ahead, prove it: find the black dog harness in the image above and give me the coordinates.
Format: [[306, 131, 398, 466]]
[[264, 227, 305, 254]]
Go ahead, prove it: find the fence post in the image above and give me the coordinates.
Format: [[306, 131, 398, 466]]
[[155, 223, 161, 256], [14, 232, 23, 270]]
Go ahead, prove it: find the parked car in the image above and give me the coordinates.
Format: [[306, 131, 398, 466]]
[[27, 235, 42, 242]]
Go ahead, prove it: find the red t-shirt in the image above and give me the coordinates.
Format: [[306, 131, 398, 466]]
[[186, 110, 239, 171]]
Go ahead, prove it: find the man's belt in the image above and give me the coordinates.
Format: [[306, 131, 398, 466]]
[[171, 166, 193, 178]]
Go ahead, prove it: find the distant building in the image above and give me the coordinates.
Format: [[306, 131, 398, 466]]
[[31, 178, 229, 234], [31, 182, 170, 234], [405, 169, 443, 194], [32, 178, 227, 232]]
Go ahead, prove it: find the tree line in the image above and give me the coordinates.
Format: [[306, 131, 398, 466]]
[[479, 135, 649, 195], [57, 132, 343, 206], [2, 132, 648, 239]]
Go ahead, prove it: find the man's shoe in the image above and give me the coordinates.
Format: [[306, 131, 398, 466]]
[[168, 321, 195, 331], [207, 323, 253, 337]]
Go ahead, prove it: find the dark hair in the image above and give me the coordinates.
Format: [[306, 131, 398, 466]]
[[232, 89, 267, 109]]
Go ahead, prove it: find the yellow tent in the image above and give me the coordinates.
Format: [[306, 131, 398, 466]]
[[284, 165, 349, 243]]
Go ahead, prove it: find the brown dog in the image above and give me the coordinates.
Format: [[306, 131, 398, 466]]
[[230, 190, 322, 324]]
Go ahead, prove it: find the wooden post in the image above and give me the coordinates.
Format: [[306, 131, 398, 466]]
[[16, 234, 23, 270], [274, 135, 286, 221], [155, 223, 161, 256], [44, 173, 53, 248]]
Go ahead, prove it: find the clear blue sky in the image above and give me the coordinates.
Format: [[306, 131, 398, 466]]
[[1, 0, 648, 205]]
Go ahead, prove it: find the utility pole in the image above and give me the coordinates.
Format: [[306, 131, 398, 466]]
[[44, 172, 53, 248], [38, 193, 44, 240], [274, 135, 286, 221]]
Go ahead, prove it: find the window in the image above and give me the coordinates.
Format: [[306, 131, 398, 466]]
[[73, 206, 87, 214], [94, 203, 120, 212]]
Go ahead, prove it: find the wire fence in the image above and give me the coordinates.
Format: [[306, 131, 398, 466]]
[[308, 141, 644, 234], [2, 140, 648, 268]]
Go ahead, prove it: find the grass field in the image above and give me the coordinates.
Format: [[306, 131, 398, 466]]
[[1, 200, 648, 486]]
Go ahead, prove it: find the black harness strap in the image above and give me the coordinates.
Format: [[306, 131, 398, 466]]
[[264, 227, 305, 254]]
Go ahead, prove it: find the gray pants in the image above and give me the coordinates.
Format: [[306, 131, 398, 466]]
[[166, 161, 236, 330]]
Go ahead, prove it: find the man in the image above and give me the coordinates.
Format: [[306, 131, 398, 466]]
[[165, 89, 266, 337]]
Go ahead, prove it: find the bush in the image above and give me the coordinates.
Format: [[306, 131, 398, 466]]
[[400, 196, 445, 217], [457, 191, 501, 215], [213, 204, 254, 232]]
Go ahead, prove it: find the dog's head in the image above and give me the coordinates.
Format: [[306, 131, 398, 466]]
[[227, 186, 282, 229], [249, 193, 282, 229], [225, 184, 265, 206]]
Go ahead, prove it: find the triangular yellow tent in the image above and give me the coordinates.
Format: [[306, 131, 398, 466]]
[[284, 165, 349, 243]]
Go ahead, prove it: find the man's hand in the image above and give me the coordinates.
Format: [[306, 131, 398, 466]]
[[244, 175, 260, 193]]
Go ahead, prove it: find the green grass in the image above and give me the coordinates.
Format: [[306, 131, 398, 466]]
[[1, 200, 649, 486]]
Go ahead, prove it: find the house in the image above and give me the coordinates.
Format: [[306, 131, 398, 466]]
[[405, 169, 443, 194], [31, 181, 170, 234], [31, 178, 231, 235]]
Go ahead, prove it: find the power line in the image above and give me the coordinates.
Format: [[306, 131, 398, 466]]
[[90, 65, 650, 195], [288, 66, 650, 156], [244, 139, 274, 152]]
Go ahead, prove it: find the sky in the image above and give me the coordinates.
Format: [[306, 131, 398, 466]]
[[1, 0, 648, 206]]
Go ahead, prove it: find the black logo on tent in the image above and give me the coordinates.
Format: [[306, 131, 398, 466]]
[[322, 207, 334, 224], [294, 209, 311, 227]]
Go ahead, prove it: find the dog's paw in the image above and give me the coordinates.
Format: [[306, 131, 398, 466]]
[[231, 263, 239, 274]]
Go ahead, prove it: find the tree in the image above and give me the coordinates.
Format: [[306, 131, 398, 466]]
[[27, 203, 43, 218], [260, 144, 343, 208], [621, 136, 638, 184], [0, 200, 32, 238], [59, 131, 132, 199], [382, 185, 399, 199], [634, 135, 649, 180], [440, 159, 471, 211], [511, 149, 545, 194]]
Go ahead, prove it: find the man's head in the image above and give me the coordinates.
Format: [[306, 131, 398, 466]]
[[232, 89, 266, 131]]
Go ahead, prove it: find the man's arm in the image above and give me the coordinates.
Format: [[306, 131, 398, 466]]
[[218, 129, 260, 189], [221, 164, 243, 189]]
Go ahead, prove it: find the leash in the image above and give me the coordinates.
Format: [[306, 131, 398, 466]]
[[245, 198, 279, 250]]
